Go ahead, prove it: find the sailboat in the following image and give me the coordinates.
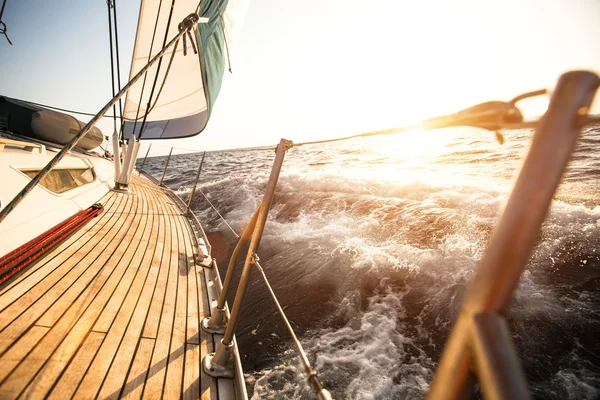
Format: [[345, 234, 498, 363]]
[[0, 0, 251, 398], [1, 0, 599, 399]]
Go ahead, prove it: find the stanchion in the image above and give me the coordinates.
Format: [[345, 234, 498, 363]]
[[186, 151, 206, 215], [140, 143, 152, 171], [159, 147, 173, 186], [202, 139, 292, 377]]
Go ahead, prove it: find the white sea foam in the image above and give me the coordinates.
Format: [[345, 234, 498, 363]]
[[251, 287, 435, 400]]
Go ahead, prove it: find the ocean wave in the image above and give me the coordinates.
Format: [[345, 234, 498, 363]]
[[138, 127, 600, 398]]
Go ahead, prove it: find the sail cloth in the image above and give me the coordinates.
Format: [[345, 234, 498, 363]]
[[123, 0, 247, 140]]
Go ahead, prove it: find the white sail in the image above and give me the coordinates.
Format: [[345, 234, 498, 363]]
[[122, 0, 248, 140]]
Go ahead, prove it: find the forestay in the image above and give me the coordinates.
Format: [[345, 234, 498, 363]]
[[123, 0, 249, 140]]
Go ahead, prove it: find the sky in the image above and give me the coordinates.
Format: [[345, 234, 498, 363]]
[[1, 0, 600, 155]]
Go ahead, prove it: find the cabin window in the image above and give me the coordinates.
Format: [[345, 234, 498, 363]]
[[20, 167, 95, 194]]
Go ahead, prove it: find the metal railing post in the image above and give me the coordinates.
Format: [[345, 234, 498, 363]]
[[427, 71, 600, 400], [159, 147, 173, 186], [203, 139, 292, 378], [471, 312, 529, 400], [140, 143, 152, 171], [186, 151, 206, 215], [201, 202, 262, 334]]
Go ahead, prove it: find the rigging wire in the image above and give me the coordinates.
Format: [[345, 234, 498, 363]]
[[135, 37, 180, 121], [11, 99, 118, 118], [138, 0, 177, 141], [112, 0, 125, 138], [0, 0, 12, 45], [106, 0, 119, 140], [220, 15, 233, 73], [0, 0, 6, 23], [131, 0, 167, 140]]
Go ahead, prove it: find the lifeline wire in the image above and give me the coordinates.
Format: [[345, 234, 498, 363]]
[[254, 257, 327, 395], [17, 99, 119, 118], [195, 187, 240, 239]]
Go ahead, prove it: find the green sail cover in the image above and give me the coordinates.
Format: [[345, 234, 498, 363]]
[[197, 0, 229, 115]]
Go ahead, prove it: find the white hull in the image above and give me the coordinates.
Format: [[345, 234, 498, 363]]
[[0, 133, 115, 258]]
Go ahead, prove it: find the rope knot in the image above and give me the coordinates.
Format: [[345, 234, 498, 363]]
[[178, 14, 199, 56], [178, 13, 199, 33], [278, 139, 294, 153], [0, 21, 12, 45]]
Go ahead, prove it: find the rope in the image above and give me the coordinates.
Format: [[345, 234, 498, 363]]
[[106, 0, 119, 139], [205, 108, 600, 154], [220, 15, 232, 73], [0, 0, 6, 23], [0, 0, 11, 45], [186, 29, 198, 54]]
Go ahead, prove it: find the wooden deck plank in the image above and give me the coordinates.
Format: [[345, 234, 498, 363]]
[[163, 213, 190, 399], [172, 209, 218, 400], [121, 338, 155, 399], [0, 326, 49, 383], [183, 343, 200, 400], [7, 189, 135, 333], [141, 196, 174, 341], [145, 182, 220, 400], [46, 331, 106, 399], [184, 218, 200, 346], [141, 194, 181, 399], [36, 190, 144, 328], [179, 211, 202, 399], [0, 186, 145, 397], [113, 196, 172, 398]]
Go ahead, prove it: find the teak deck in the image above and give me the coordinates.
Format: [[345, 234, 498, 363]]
[[0, 175, 233, 399]]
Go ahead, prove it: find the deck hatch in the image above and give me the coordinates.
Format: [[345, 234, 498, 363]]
[[20, 167, 95, 194]]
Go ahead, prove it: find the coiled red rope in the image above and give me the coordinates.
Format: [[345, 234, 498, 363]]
[[0, 203, 103, 285]]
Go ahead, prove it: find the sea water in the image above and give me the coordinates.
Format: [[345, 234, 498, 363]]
[[139, 126, 600, 399]]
